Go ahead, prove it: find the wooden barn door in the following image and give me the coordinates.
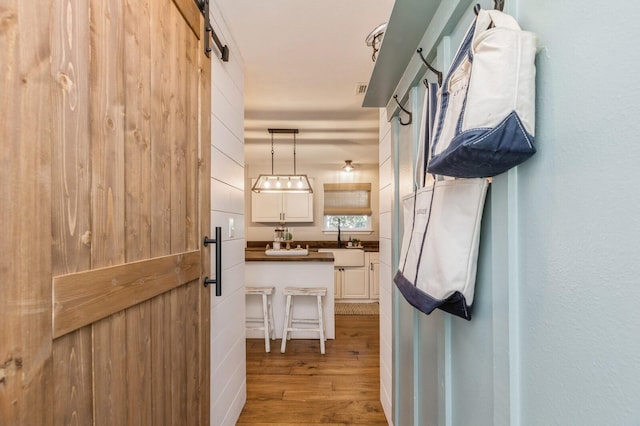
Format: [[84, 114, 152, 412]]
[[1, 0, 211, 424], [50, 0, 213, 424]]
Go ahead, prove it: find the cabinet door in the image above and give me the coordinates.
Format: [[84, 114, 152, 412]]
[[251, 191, 283, 222], [367, 252, 380, 299], [334, 268, 342, 299], [341, 267, 368, 299], [283, 192, 313, 222], [250, 178, 314, 223]]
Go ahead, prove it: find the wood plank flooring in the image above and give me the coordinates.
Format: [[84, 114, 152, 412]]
[[237, 314, 388, 425]]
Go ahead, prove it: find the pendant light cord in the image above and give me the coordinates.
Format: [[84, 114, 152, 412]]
[[270, 131, 275, 174], [293, 133, 297, 175]]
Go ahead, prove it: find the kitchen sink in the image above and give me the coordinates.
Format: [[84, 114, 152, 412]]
[[317, 248, 365, 267]]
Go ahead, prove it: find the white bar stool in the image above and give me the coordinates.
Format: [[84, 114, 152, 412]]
[[281, 287, 327, 354], [245, 286, 276, 353]]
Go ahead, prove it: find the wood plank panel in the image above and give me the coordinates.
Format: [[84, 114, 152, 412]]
[[151, 295, 171, 426], [186, 25, 205, 419], [185, 279, 202, 425], [90, 0, 125, 269], [186, 11, 200, 252], [51, 0, 92, 274], [52, 330, 93, 425], [170, 10, 189, 424], [150, 0, 174, 423], [123, 0, 153, 423], [125, 302, 152, 425], [172, 0, 202, 39], [0, 1, 54, 424], [124, 0, 152, 265], [149, 0, 172, 258], [170, 286, 188, 425], [171, 6, 188, 256], [49, 0, 94, 424], [94, 311, 128, 426], [89, 0, 128, 421], [53, 250, 201, 337]]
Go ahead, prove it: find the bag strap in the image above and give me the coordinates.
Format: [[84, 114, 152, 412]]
[[423, 81, 439, 186], [430, 15, 477, 154], [473, 9, 521, 41], [413, 91, 430, 191], [401, 81, 440, 275], [414, 81, 440, 189]]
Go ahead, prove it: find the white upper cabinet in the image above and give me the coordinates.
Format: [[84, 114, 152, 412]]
[[251, 179, 314, 223]]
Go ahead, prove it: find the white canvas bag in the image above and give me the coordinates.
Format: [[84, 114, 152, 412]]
[[395, 178, 488, 320], [428, 9, 538, 178], [395, 82, 489, 320]]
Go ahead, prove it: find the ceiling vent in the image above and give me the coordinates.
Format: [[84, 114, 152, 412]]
[[355, 83, 368, 95]]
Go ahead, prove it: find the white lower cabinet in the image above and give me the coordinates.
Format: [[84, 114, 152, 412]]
[[334, 252, 380, 301], [340, 267, 368, 299], [367, 252, 380, 299]]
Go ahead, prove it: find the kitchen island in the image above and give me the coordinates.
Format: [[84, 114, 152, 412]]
[[245, 250, 335, 339]]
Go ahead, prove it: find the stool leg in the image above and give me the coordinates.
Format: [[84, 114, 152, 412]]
[[287, 296, 295, 341], [268, 296, 275, 340], [281, 294, 292, 353], [317, 295, 326, 354], [262, 294, 270, 353]]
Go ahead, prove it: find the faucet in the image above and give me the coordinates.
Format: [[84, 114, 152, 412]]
[[337, 218, 342, 248]]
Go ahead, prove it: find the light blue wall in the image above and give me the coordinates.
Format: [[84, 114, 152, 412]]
[[388, 0, 640, 424], [517, 1, 640, 423]]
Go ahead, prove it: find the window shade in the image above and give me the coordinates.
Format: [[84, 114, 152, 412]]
[[323, 183, 372, 215]]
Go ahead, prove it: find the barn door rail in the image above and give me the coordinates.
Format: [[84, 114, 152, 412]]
[[196, 0, 230, 61], [203, 226, 223, 296]]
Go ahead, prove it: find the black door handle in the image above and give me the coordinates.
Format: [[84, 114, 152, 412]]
[[203, 226, 222, 296]]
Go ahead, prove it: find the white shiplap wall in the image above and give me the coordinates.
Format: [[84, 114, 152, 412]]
[[378, 108, 393, 424], [209, 4, 246, 425]]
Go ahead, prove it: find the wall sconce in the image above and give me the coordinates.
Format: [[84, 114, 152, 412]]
[[343, 160, 354, 173]]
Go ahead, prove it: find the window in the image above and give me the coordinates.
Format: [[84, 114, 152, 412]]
[[323, 215, 371, 231], [323, 183, 372, 232]]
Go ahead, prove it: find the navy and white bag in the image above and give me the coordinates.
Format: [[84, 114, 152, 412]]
[[394, 82, 489, 320], [428, 9, 538, 178]]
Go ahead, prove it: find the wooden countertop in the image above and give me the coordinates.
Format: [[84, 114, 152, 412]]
[[246, 240, 379, 252], [245, 250, 335, 262]]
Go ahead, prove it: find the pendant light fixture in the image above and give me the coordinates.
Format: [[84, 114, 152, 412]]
[[251, 129, 313, 193]]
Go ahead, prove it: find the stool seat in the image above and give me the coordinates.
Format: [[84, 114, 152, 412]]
[[281, 286, 328, 354], [283, 287, 327, 296], [246, 286, 274, 296], [245, 286, 276, 353]]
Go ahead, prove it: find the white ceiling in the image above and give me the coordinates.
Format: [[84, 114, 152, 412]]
[[215, 0, 395, 170]]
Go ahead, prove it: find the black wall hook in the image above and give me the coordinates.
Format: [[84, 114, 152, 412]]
[[417, 48, 443, 86], [475, 0, 505, 15], [393, 95, 412, 126]]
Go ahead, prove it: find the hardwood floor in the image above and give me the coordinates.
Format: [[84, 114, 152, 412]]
[[237, 314, 388, 425]]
